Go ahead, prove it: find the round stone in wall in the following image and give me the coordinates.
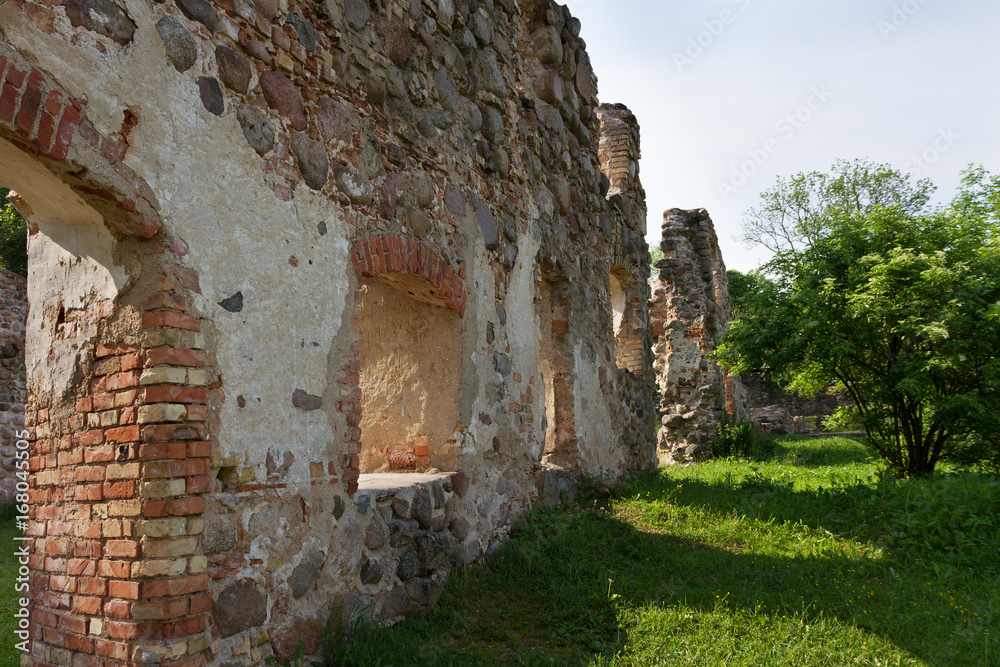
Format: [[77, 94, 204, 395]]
[[290, 133, 330, 191], [360, 558, 383, 585], [155, 17, 196, 73], [236, 105, 275, 157], [197, 77, 224, 116]]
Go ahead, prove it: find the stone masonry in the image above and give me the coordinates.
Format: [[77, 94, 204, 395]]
[[0, 0, 657, 664], [596, 104, 655, 469], [650, 208, 746, 465], [0, 266, 28, 505]]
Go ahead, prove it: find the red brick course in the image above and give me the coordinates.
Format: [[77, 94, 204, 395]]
[[0, 51, 79, 159], [350, 233, 467, 317]]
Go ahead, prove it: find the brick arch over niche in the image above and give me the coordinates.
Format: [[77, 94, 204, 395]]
[[349, 233, 467, 317], [347, 233, 466, 474]]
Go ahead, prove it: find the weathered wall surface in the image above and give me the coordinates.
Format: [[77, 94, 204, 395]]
[[651, 208, 745, 465], [0, 0, 655, 663], [596, 104, 656, 470], [0, 265, 27, 505]]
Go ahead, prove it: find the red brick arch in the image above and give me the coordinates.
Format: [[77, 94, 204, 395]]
[[349, 233, 466, 317], [1, 46, 160, 238]]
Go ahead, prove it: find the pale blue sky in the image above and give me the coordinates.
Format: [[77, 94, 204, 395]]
[[572, 0, 1000, 270]]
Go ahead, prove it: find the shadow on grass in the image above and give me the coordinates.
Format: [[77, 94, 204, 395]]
[[340, 500, 997, 667]]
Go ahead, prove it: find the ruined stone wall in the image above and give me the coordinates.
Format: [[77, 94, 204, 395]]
[[596, 104, 655, 469], [0, 266, 27, 505], [651, 208, 745, 465], [0, 0, 655, 663]]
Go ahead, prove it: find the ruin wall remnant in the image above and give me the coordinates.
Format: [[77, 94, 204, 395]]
[[0, 0, 656, 663], [0, 266, 27, 505], [650, 208, 746, 464], [596, 103, 656, 470]]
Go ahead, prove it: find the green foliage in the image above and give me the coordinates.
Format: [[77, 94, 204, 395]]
[[739, 157, 936, 254], [0, 515, 24, 667], [721, 161, 1000, 476], [726, 269, 777, 318], [648, 245, 662, 287], [875, 473, 1000, 571], [714, 417, 778, 461], [0, 188, 27, 277]]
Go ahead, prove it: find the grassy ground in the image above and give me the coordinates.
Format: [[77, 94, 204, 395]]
[[0, 506, 25, 667], [3, 438, 996, 666], [322, 436, 999, 666]]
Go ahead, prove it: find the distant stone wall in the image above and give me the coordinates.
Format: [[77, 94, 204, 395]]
[[743, 374, 852, 431], [651, 208, 745, 464], [0, 266, 27, 505]]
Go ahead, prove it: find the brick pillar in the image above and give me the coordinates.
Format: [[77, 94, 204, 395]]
[[26, 275, 212, 666], [131, 281, 213, 665]]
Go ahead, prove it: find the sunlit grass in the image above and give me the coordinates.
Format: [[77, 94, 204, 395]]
[[309, 436, 999, 666]]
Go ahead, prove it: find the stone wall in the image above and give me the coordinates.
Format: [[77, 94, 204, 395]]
[[650, 208, 745, 464], [743, 374, 853, 432], [596, 104, 656, 469], [0, 0, 656, 664], [0, 265, 27, 505]]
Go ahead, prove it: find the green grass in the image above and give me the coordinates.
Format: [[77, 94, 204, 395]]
[[316, 436, 999, 666], [0, 506, 25, 667]]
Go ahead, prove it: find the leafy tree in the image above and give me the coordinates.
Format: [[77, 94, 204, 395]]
[[720, 162, 1000, 477], [740, 158, 935, 254], [727, 269, 777, 318], [0, 187, 28, 277]]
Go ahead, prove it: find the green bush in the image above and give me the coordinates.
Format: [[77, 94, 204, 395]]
[[714, 417, 778, 461], [0, 188, 27, 277]]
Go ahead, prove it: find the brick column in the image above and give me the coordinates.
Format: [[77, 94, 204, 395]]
[[26, 276, 213, 666], [130, 281, 213, 665]]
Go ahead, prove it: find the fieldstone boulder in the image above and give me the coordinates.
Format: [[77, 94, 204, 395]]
[[213, 580, 267, 638], [287, 549, 327, 599], [376, 587, 412, 619], [751, 405, 799, 435], [410, 486, 432, 529], [448, 516, 470, 541], [414, 531, 452, 576], [316, 98, 353, 143], [476, 198, 500, 249], [216, 45, 252, 94], [64, 0, 136, 45], [365, 518, 388, 550], [360, 558, 383, 585], [396, 547, 418, 581], [156, 17, 196, 72], [270, 618, 322, 664], [290, 133, 330, 191], [236, 105, 275, 157], [259, 71, 306, 130], [197, 77, 224, 116], [526, 26, 562, 64], [176, 0, 218, 32], [201, 516, 236, 555]]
